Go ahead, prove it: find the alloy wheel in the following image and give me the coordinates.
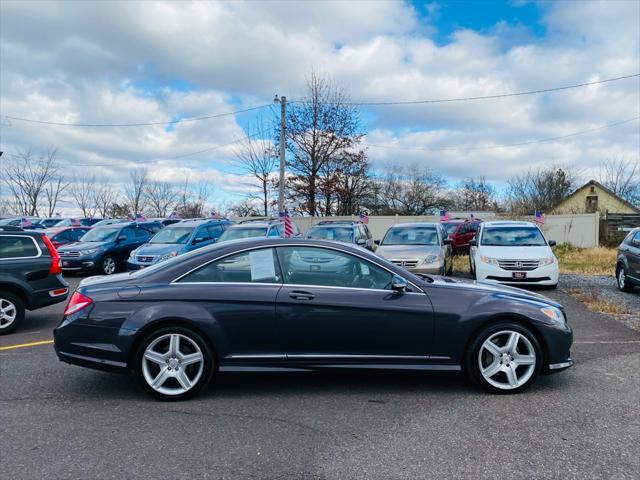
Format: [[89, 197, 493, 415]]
[[141, 333, 204, 396], [478, 330, 536, 390], [0, 298, 17, 330], [618, 268, 626, 289], [103, 257, 116, 275]]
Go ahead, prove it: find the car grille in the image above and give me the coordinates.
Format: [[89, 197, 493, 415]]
[[390, 259, 419, 269], [137, 256, 155, 263], [59, 251, 80, 258], [497, 259, 540, 271]]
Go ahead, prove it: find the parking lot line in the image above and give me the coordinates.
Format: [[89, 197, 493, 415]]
[[0, 339, 54, 351]]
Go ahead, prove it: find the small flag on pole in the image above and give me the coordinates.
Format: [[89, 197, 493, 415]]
[[20, 217, 32, 227], [469, 213, 475, 221], [168, 211, 181, 220], [439, 209, 450, 222], [70, 218, 81, 226], [127, 214, 135, 221], [135, 213, 147, 221], [358, 211, 369, 224], [209, 211, 222, 219], [534, 210, 545, 225], [279, 209, 293, 238]]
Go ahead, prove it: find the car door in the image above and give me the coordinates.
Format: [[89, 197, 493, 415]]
[[628, 231, 640, 280], [275, 245, 434, 359], [173, 247, 283, 359], [115, 227, 141, 263]]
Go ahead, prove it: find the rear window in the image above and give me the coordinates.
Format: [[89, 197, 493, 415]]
[[0, 235, 40, 259]]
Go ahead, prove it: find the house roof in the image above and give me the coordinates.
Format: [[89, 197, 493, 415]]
[[562, 180, 640, 213]]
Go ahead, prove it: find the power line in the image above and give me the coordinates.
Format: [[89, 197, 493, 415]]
[[362, 116, 640, 152], [3, 104, 272, 128], [292, 73, 640, 106]]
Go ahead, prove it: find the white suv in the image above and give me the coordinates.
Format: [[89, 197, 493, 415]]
[[469, 221, 558, 289]]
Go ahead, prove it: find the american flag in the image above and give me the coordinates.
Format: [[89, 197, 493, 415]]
[[209, 211, 222, 219], [70, 218, 81, 226], [439, 209, 450, 222], [127, 214, 135, 221], [168, 211, 181, 220], [358, 211, 369, 224], [534, 210, 545, 225], [279, 209, 293, 238], [135, 213, 147, 221], [20, 217, 32, 227], [469, 213, 475, 220]]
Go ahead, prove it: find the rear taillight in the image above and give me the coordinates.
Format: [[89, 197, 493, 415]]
[[41, 234, 62, 275], [63, 291, 93, 316]]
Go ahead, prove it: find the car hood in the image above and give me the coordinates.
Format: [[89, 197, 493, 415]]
[[134, 243, 183, 256], [476, 246, 552, 259], [427, 275, 561, 307], [58, 241, 109, 251], [377, 244, 441, 259]]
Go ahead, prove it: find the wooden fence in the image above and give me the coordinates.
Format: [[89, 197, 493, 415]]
[[600, 212, 640, 246]]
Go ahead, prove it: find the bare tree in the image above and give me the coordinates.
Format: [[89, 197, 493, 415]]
[[123, 168, 149, 216], [233, 119, 277, 216], [599, 158, 640, 207], [68, 174, 97, 217], [145, 181, 179, 217], [451, 177, 497, 211], [175, 176, 213, 218], [3, 149, 61, 216], [226, 199, 261, 217], [44, 176, 69, 217], [505, 165, 580, 215], [93, 182, 119, 218], [283, 71, 365, 216]]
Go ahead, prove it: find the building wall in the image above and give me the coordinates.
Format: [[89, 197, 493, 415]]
[[553, 184, 637, 214]]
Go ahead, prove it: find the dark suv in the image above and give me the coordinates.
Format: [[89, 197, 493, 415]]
[[616, 227, 640, 292], [0, 226, 69, 334], [57, 221, 163, 275], [305, 220, 375, 251]]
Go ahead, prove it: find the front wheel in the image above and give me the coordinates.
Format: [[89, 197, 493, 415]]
[[617, 265, 634, 292], [0, 292, 25, 335], [465, 322, 542, 394], [134, 326, 214, 401], [100, 255, 118, 275]]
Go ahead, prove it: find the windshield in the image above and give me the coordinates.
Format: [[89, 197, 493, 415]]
[[80, 227, 120, 242], [441, 223, 459, 235], [306, 227, 354, 242], [382, 227, 439, 246], [219, 227, 267, 241], [150, 227, 194, 244], [481, 227, 547, 246], [91, 219, 126, 227]]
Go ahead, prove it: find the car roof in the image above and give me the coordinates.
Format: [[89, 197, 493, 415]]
[[168, 219, 228, 228], [230, 221, 276, 228], [482, 221, 535, 227], [390, 222, 439, 228], [313, 221, 359, 227]]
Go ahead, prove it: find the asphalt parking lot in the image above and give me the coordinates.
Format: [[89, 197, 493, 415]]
[[1, 276, 639, 480]]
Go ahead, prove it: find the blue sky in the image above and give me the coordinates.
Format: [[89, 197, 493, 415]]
[[1, 0, 638, 213]]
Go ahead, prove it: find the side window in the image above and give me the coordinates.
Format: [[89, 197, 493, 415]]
[[207, 225, 224, 240], [121, 228, 135, 241], [69, 230, 84, 241], [178, 248, 281, 283], [134, 228, 150, 240], [0, 236, 39, 259], [632, 231, 640, 247], [55, 231, 72, 242], [277, 246, 393, 290], [458, 224, 469, 235], [194, 227, 210, 241], [267, 225, 281, 237]]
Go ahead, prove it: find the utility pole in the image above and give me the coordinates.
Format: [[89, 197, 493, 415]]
[[274, 94, 286, 213]]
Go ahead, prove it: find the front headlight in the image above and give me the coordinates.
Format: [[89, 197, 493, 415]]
[[480, 255, 499, 266], [158, 251, 179, 262], [541, 306, 565, 324], [129, 250, 138, 259], [421, 254, 439, 265], [80, 249, 98, 255], [539, 256, 555, 266]]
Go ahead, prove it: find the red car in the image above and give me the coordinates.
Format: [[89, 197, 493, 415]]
[[441, 219, 482, 254], [43, 226, 92, 249]]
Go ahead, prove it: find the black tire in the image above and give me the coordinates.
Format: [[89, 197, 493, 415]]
[[0, 291, 25, 335], [446, 258, 453, 276], [617, 264, 634, 292], [465, 321, 542, 394], [469, 259, 476, 279], [100, 255, 118, 275], [133, 325, 214, 401]]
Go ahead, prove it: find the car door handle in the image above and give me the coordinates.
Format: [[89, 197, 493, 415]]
[[289, 290, 315, 300]]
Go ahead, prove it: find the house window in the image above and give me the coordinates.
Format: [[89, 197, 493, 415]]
[[585, 196, 598, 213]]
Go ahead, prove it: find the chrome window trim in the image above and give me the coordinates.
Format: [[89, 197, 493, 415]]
[[549, 360, 573, 370], [0, 235, 43, 260], [287, 354, 428, 359], [171, 242, 424, 293]]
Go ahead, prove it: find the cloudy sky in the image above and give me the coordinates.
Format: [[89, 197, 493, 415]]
[[1, 0, 638, 209]]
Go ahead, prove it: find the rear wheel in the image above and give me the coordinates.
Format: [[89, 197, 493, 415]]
[[465, 322, 542, 394], [134, 326, 214, 401], [0, 292, 24, 335], [617, 265, 634, 292]]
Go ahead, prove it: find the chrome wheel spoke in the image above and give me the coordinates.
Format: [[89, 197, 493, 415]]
[[144, 350, 166, 365], [180, 352, 202, 367], [479, 330, 536, 391], [484, 340, 502, 357], [481, 361, 502, 379], [505, 364, 519, 387], [169, 334, 180, 357], [514, 354, 535, 366], [505, 332, 520, 353], [151, 367, 171, 388], [176, 370, 192, 390]]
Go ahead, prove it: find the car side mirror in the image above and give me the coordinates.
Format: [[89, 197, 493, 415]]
[[374, 239, 381, 245], [117, 235, 127, 242], [192, 237, 207, 244], [391, 275, 407, 293], [548, 240, 557, 247], [356, 238, 366, 245], [469, 239, 477, 247]]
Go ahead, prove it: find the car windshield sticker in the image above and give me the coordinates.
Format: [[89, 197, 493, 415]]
[[249, 249, 276, 281]]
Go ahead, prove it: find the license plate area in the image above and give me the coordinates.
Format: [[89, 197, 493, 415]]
[[512, 272, 527, 279]]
